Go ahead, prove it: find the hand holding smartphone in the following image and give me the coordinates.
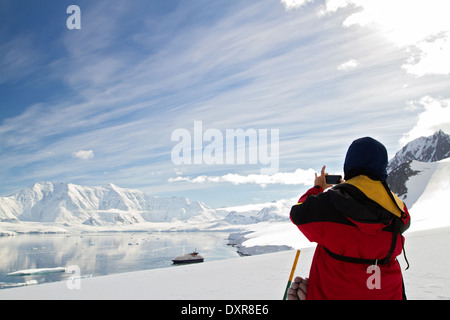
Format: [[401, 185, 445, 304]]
[[315, 166, 342, 190], [325, 175, 342, 185]]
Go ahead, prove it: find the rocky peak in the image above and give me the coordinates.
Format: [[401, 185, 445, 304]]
[[388, 129, 450, 173]]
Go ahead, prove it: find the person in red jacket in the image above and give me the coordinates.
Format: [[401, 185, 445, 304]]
[[289, 137, 410, 300]]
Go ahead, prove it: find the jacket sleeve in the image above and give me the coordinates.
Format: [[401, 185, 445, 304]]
[[290, 186, 349, 244], [296, 186, 322, 205], [290, 186, 326, 226]]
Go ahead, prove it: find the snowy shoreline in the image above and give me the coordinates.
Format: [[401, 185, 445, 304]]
[[0, 220, 247, 236], [0, 226, 449, 300]]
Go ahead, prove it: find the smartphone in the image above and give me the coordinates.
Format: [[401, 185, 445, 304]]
[[326, 175, 342, 185]]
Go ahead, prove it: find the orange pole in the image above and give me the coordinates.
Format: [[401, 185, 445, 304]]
[[283, 249, 301, 300]]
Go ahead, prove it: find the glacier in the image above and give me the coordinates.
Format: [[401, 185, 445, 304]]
[[0, 182, 222, 234]]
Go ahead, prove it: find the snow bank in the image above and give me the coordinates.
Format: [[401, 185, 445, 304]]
[[401, 227, 450, 300], [407, 158, 450, 232], [227, 221, 314, 255]]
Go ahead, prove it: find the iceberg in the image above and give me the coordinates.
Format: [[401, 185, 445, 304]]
[[7, 267, 66, 276]]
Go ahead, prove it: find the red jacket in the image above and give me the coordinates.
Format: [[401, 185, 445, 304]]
[[290, 175, 410, 300]]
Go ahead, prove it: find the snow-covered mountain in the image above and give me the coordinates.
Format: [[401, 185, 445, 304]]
[[0, 181, 293, 235], [387, 130, 450, 206], [387, 129, 450, 173], [386, 154, 449, 228], [0, 182, 218, 226], [384, 129, 450, 230], [220, 199, 292, 225]]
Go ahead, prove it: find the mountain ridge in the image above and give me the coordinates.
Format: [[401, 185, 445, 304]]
[[387, 130, 450, 199], [387, 129, 450, 172], [0, 181, 218, 226]]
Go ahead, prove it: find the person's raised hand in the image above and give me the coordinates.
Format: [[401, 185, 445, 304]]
[[314, 165, 334, 190]]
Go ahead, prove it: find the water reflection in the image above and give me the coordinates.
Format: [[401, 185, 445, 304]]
[[0, 232, 239, 289]]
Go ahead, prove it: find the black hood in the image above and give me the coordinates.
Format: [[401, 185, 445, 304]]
[[343, 137, 388, 181]]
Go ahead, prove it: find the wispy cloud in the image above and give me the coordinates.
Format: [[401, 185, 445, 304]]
[[0, 36, 42, 84], [400, 96, 450, 146]]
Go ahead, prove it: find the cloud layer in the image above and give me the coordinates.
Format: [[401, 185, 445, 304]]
[[400, 97, 450, 146], [320, 0, 450, 76], [169, 168, 316, 188]]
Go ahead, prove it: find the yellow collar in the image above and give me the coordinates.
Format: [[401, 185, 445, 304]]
[[344, 175, 405, 218]]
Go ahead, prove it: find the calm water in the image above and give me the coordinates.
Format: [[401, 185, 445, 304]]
[[0, 232, 239, 289]]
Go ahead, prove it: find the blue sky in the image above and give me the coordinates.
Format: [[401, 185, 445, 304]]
[[1, 0, 450, 207]]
